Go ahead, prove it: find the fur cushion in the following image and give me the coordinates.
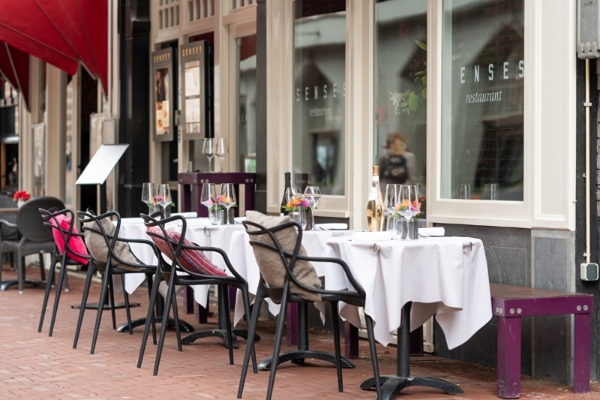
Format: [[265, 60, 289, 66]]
[[147, 226, 227, 277], [50, 214, 89, 265], [83, 218, 140, 272], [245, 211, 321, 302]]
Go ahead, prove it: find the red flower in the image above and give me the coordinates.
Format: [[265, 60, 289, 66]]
[[13, 191, 31, 202]]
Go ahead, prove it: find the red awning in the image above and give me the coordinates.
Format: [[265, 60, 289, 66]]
[[0, 0, 108, 97], [0, 41, 29, 107]]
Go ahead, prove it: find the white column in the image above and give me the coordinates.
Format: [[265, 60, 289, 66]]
[[44, 64, 67, 201]]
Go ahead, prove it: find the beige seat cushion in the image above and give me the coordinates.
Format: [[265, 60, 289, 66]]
[[246, 211, 321, 302], [83, 218, 140, 272]]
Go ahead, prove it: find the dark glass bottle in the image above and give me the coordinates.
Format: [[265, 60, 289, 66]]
[[281, 172, 291, 215]]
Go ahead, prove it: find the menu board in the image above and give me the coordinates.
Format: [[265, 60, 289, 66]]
[[151, 48, 174, 142], [181, 42, 206, 140]]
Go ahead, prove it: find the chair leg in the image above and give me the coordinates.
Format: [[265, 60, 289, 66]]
[[330, 302, 343, 392], [73, 262, 96, 349], [171, 285, 182, 352], [17, 254, 24, 293], [122, 275, 133, 335], [241, 285, 257, 373], [153, 272, 177, 376], [365, 315, 382, 400], [266, 286, 290, 400], [90, 267, 112, 354], [38, 252, 45, 282], [63, 263, 70, 292], [0, 250, 4, 282], [48, 256, 67, 337], [147, 274, 157, 346], [238, 286, 266, 399], [222, 284, 234, 365], [9, 253, 14, 270], [108, 279, 117, 330], [137, 271, 162, 368], [38, 254, 57, 333]]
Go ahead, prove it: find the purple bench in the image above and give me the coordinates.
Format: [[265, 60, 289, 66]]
[[491, 283, 593, 398]]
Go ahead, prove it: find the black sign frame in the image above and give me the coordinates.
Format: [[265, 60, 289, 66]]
[[181, 41, 207, 141]]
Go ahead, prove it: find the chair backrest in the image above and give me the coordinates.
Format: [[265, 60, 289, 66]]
[[17, 197, 65, 242], [41, 208, 90, 265], [0, 193, 15, 208], [78, 210, 140, 271], [242, 216, 322, 302]]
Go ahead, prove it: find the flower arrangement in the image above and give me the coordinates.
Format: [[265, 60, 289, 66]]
[[13, 190, 31, 202], [148, 195, 174, 208], [281, 197, 312, 213], [205, 195, 237, 211], [393, 199, 421, 218]]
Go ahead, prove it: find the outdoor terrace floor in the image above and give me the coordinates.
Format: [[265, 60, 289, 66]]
[[0, 264, 599, 399]]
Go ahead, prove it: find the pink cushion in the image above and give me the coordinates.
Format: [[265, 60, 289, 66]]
[[50, 214, 89, 265], [147, 226, 227, 277]]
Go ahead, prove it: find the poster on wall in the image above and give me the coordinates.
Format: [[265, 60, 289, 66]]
[[181, 41, 206, 140], [152, 48, 174, 142], [32, 123, 45, 198]]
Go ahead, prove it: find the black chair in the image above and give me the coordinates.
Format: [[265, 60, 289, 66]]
[[75, 210, 159, 354], [139, 213, 256, 376], [38, 208, 91, 336], [237, 220, 382, 400], [0, 196, 65, 293]]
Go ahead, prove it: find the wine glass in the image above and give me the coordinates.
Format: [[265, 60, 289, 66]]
[[303, 186, 321, 230], [384, 184, 400, 236], [202, 138, 215, 173], [156, 184, 172, 217], [398, 185, 420, 240], [290, 207, 307, 230], [215, 138, 227, 172], [141, 182, 156, 214], [220, 183, 237, 225]]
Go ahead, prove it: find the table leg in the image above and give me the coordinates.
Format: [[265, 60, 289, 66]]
[[116, 293, 193, 333], [286, 303, 298, 346], [496, 315, 521, 399], [258, 302, 355, 371], [360, 302, 463, 399], [573, 313, 591, 393], [344, 321, 359, 359]]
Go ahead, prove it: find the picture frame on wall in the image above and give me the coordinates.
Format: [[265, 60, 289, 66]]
[[181, 41, 206, 140], [152, 48, 174, 142]]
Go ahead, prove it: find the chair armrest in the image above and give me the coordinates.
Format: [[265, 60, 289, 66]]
[[181, 242, 244, 281], [0, 219, 17, 229], [294, 254, 366, 298]]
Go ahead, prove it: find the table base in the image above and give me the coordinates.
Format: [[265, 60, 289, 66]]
[[360, 375, 463, 398], [181, 329, 240, 349], [117, 317, 194, 333], [258, 349, 355, 371], [1, 279, 45, 293], [71, 302, 140, 310]]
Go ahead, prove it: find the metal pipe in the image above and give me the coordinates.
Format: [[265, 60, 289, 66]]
[[585, 58, 591, 264]]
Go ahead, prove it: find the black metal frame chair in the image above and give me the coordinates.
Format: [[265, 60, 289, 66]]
[[38, 207, 90, 336], [139, 213, 256, 376], [0, 197, 65, 293], [74, 210, 159, 354], [237, 220, 382, 400]]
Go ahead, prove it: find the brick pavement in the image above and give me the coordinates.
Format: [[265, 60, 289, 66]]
[[0, 264, 599, 399]]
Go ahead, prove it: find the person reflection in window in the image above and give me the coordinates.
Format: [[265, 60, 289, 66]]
[[379, 132, 417, 186]]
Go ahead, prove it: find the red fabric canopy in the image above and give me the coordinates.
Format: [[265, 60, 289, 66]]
[[0, 42, 29, 107], [0, 0, 108, 97]]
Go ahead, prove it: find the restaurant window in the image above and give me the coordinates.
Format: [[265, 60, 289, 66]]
[[374, 0, 427, 213], [293, 0, 346, 195], [236, 35, 257, 173], [441, 0, 524, 201]]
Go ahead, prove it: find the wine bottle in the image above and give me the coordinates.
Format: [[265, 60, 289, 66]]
[[281, 172, 291, 216], [366, 166, 384, 232]]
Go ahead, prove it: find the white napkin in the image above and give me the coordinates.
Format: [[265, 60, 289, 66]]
[[173, 212, 197, 219], [418, 227, 445, 237], [353, 231, 392, 242], [234, 217, 246, 224], [315, 223, 348, 231]]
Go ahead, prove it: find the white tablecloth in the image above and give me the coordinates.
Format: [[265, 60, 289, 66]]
[[118, 218, 244, 307], [327, 236, 492, 349]]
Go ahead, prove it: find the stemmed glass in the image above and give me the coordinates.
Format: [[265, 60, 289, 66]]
[[156, 184, 172, 217], [215, 138, 227, 172], [220, 183, 237, 225], [202, 138, 215, 173], [384, 184, 401, 235], [303, 186, 321, 230], [141, 182, 156, 214], [398, 185, 420, 240], [201, 183, 221, 225]]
